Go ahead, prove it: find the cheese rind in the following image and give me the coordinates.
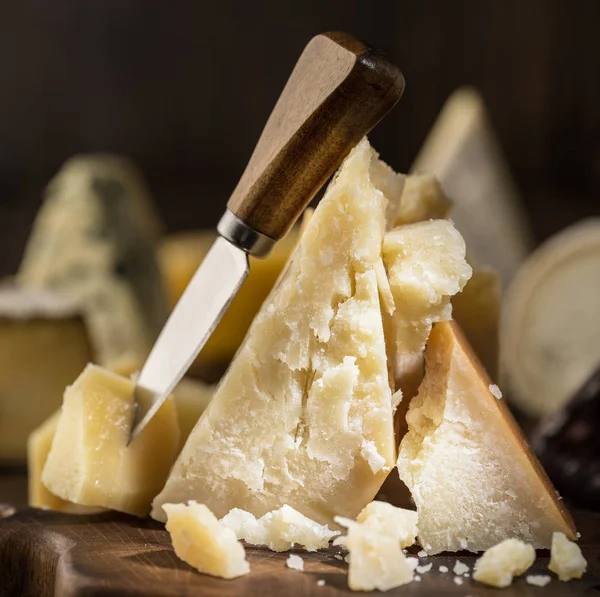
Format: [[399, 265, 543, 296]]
[[549, 532, 587, 581], [42, 364, 180, 517], [164, 501, 250, 579], [0, 286, 94, 461], [473, 539, 535, 588], [221, 505, 339, 552], [152, 139, 400, 526], [397, 322, 576, 553], [18, 155, 168, 365]]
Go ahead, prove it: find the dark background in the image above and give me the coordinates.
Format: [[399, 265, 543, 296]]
[[1, 0, 599, 277]]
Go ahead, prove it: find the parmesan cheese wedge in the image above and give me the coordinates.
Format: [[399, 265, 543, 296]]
[[164, 501, 250, 579], [42, 364, 180, 517], [152, 139, 399, 525], [397, 321, 576, 553]]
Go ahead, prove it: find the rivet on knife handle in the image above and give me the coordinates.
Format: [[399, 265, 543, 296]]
[[129, 32, 404, 443], [220, 31, 405, 252]]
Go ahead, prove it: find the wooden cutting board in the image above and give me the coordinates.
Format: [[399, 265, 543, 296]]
[[1, 502, 599, 597]]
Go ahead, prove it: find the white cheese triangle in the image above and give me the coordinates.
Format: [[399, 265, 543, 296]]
[[152, 139, 400, 525], [397, 321, 577, 553]]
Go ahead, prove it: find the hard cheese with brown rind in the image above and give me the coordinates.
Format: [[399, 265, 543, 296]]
[[397, 321, 576, 553]]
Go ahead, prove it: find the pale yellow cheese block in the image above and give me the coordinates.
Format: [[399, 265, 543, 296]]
[[158, 226, 303, 369], [42, 364, 180, 517], [397, 321, 576, 553], [164, 501, 250, 579], [152, 139, 401, 525], [0, 285, 94, 461], [413, 87, 532, 286], [452, 267, 501, 380], [501, 219, 600, 417], [27, 411, 103, 514], [473, 538, 535, 588]]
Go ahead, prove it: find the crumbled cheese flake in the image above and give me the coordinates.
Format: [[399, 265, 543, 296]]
[[489, 384, 503, 399], [286, 554, 304, 571], [453, 560, 470, 576], [453, 577, 464, 585], [526, 575, 552, 587], [439, 565, 449, 573], [416, 563, 432, 574], [317, 579, 325, 587], [417, 549, 428, 557]]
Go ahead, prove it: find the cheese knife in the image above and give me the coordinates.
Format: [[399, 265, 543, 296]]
[[129, 31, 404, 442]]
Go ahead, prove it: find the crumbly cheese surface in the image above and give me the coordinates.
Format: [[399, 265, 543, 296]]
[[164, 501, 249, 579], [355, 501, 418, 548], [152, 140, 402, 526], [397, 322, 577, 553], [221, 504, 339, 552], [549, 531, 587, 581], [42, 364, 180, 517], [473, 538, 535, 588], [335, 512, 415, 591], [286, 554, 304, 571]]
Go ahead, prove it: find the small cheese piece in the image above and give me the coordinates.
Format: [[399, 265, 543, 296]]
[[473, 538, 535, 588], [0, 285, 94, 461], [501, 219, 600, 417], [526, 574, 552, 587], [159, 227, 304, 369], [42, 364, 180, 517], [286, 554, 304, 571], [355, 501, 418, 548], [221, 504, 339, 552], [412, 87, 532, 286], [453, 560, 469, 576], [549, 531, 587, 581], [335, 516, 415, 591], [27, 411, 102, 514], [452, 267, 501, 380], [18, 155, 169, 365], [164, 501, 250, 579], [397, 322, 576, 553], [383, 219, 472, 357], [152, 139, 402, 525]]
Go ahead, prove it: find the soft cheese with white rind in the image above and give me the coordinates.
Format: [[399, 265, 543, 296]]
[[42, 364, 180, 517], [397, 321, 576, 553], [18, 155, 168, 365], [152, 139, 400, 525], [164, 501, 250, 579], [221, 504, 339, 552]]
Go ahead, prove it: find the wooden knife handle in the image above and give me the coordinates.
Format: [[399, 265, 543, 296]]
[[226, 31, 405, 242]]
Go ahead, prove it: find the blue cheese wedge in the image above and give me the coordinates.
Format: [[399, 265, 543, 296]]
[[18, 155, 168, 365]]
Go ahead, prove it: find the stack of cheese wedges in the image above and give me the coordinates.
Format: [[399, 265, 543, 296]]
[[39, 138, 577, 579]]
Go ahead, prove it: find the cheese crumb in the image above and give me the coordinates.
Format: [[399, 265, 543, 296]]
[[355, 502, 418, 548], [414, 575, 421, 582], [453, 560, 470, 576], [439, 565, 449, 573], [549, 532, 587, 581], [317, 579, 325, 587], [334, 554, 344, 561], [0, 504, 16, 519], [417, 549, 428, 557], [360, 440, 387, 473], [221, 504, 339, 552], [453, 577, 464, 585], [416, 563, 432, 574], [406, 557, 419, 570], [163, 501, 249, 579], [473, 538, 535, 588], [526, 575, 552, 587], [286, 554, 304, 571], [489, 384, 503, 399]]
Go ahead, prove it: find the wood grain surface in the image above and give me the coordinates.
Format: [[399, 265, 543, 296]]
[[0, 497, 599, 596]]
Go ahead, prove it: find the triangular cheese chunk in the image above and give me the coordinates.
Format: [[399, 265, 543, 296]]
[[397, 321, 576, 553], [152, 139, 401, 525]]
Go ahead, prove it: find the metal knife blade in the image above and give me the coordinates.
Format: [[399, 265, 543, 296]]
[[129, 236, 248, 442]]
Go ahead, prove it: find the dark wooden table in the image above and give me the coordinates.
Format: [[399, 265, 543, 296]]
[[1, 473, 599, 596]]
